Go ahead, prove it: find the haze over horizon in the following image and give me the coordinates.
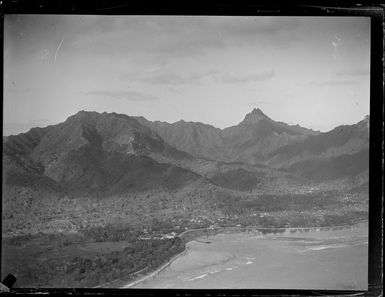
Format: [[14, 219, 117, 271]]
[[4, 15, 370, 136]]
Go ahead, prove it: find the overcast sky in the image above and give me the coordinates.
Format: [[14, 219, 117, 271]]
[[4, 15, 370, 135]]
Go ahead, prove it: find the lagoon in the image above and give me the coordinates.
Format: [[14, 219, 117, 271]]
[[131, 223, 368, 289]]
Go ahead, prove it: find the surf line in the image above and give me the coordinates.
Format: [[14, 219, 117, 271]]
[[122, 247, 190, 288]]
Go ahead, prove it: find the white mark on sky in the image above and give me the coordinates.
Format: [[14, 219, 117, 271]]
[[145, 66, 161, 73], [332, 34, 342, 60], [54, 39, 64, 64], [40, 49, 49, 60]]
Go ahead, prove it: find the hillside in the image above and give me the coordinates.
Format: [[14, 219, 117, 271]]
[[135, 116, 226, 160], [221, 108, 319, 164], [3, 111, 200, 198], [264, 116, 370, 181], [136, 108, 368, 182], [3, 110, 369, 198], [136, 108, 319, 164]]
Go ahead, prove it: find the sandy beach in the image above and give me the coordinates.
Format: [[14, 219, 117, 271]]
[[122, 246, 190, 288]]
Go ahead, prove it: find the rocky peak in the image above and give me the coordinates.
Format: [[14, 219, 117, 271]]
[[242, 108, 271, 124]]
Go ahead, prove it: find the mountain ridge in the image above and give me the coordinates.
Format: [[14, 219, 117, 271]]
[[3, 111, 200, 197], [5, 107, 368, 137], [3, 109, 369, 197], [135, 108, 343, 164]]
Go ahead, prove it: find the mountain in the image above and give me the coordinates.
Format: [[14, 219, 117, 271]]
[[136, 108, 319, 164], [221, 108, 319, 164], [135, 117, 226, 160], [136, 108, 368, 182], [3, 111, 200, 197], [265, 116, 370, 181], [3, 109, 369, 200]]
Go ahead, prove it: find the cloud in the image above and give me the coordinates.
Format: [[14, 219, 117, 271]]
[[206, 17, 300, 37], [168, 87, 184, 94], [148, 17, 301, 55], [248, 100, 270, 106], [5, 87, 33, 93], [62, 16, 301, 59], [121, 69, 274, 85], [220, 70, 275, 84], [121, 70, 218, 85], [6, 15, 304, 65], [305, 80, 357, 87], [84, 90, 158, 101], [334, 68, 369, 76]]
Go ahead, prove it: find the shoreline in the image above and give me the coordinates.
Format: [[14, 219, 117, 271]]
[[177, 219, 368, 239], [121, 246, 190, 288], [117, 220, 368, 289]]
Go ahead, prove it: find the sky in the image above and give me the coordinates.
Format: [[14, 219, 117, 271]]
[[3, 15, 370, 135]]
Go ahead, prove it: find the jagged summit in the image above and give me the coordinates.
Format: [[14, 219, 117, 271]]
[[242, 108, 271, 124], [70, 110, 129, 120]]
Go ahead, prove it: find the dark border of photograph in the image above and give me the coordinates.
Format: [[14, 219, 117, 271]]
[[1, 1, 383, 296]]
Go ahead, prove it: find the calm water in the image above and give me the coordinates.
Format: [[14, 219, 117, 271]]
[[131, 223, 368, 289]]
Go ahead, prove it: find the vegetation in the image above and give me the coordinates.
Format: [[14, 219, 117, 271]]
[[209, 168, 263, 192], [2, 227, 184, 288], [2, 175, 368, 288]]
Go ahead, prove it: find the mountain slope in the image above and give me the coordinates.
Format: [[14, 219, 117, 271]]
[[3, 111, 200, 197], [136, 108, 319, 164], [265, 116, 369, 181], [135, 116, 226, 160], [3, 109, 369, 198], [221, 108, 319, 164], [136, 109, 368, 182]]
